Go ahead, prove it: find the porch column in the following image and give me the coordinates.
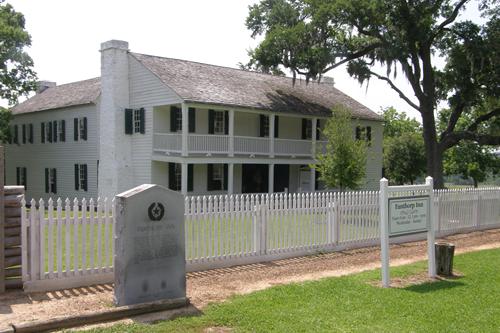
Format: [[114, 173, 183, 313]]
[[311, 117, 317, 156], [181, 103, 188, 157], [181, 162, 188, 195], [269, 114, 275, 157], [228, 163, 234, 194], [268, 163, 274, 194], [229, 109, 235, 157], [310, 167, 316, 192]]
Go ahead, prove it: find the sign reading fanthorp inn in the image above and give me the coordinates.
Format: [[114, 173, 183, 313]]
[[388, 196, 430, 236]]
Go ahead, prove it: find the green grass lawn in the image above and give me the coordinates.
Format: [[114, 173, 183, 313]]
[[81, 248, 500, 333]]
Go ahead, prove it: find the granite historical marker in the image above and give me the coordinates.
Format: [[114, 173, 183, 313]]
[[114, 184, 186, 306]]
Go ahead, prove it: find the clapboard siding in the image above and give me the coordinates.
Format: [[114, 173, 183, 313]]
[[128, 55, 182, 186], [5, 104, 99, 201], [358, 119, 383, 190]]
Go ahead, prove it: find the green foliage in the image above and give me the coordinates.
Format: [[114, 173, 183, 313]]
[[444, 141, 499, 187], [245, 0, 500, 188], [382, 107, 426, 184], [0, 106, 11, 143], [384, 132, 426, 185], [315, 106, 366, 190], [88, 248, 500, 333], [0, 0, 37, 105]]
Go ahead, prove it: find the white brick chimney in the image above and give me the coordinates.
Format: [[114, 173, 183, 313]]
[[98, 40, 133, 199]]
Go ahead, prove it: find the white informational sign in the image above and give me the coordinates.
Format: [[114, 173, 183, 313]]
[[379, 177, 436, 288], [388, 196, 429, 236]]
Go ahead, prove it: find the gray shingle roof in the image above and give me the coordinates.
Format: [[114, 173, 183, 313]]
[[11, 77, 100, 115], [132, 53, 382, 121]]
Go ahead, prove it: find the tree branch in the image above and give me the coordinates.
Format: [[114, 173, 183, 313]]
[[369, 70, 420, 111], [466, 107, 500, 133], [430, 0, 469, 42], [443, 131, 500, 149], [440, 102, 467, 142], [323, 43, 383, 73]]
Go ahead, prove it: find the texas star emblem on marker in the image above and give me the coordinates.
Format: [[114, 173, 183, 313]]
[[148, 202, 165, 221]]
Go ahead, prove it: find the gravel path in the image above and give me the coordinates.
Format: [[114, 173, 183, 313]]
[[1, 229, 499, 330]]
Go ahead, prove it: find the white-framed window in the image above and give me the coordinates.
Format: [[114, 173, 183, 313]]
[[16, 167, 27, 189], [175, 111, 182, 132], [75, 164, 88, 191], [356, 126, 372, 144], [133, 109, 142, 133], [174, 163, 182, 190], [57, 120, 65, 141], [208, 163, 225, 191], [213, 111, 225, 134], [45, 168, 57, 194], [79, 118, 85, 138], [45, 121, 52, 143]]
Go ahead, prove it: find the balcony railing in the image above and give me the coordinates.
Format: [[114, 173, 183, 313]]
[[153, 133, 326, 157]]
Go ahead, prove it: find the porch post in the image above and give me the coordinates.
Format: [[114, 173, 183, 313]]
[[310, 167, 316, 192], [181, 103, 188, 157], [269, 114, 275, 157], [228, 163, 234, 194], [181, 162, 188, 195], [311, 117, 317, 156], [229, 109, 235, 157], [268, 163, 274, 194]]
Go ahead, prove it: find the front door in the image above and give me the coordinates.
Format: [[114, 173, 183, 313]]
[[242, 164, 268, 193], [274, 164, 290, 192]]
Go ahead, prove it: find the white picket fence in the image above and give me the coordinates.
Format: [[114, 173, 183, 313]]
[[21, 187, 500, 292]]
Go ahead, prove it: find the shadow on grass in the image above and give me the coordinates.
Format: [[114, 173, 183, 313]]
[[404, 279, 465, 293]]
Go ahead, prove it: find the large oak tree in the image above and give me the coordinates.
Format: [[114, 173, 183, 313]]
[[245, 0, 499, 188]]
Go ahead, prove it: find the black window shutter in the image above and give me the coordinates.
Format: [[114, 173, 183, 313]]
[[259, 115, 266, 137], [223, 164, 228, 191], [356, 126, 361, 140], [74, 164, 79, 190], [301, 119, 307, 139], [29, 124, 33, 143], [316, 120, 321, 140], [139, 108, 145, 134], [41, 123, 45, 143], [82, 164, 88, 191], [47, 122, 52, 143], [22, 124, 26, 144], [45, 168, 49, 193], [168, 163, 176, 190], [224, 111, 229, 135], [207, 164, 214, 191], [53, 121, 58, 142], [170, 107, 178, 132], [274, 116, 279, 138], [13, 125, 18, 144], [82, 117, 87, 140], [208, 109, 215, 134], [125, 108, 133, 134], [188, 107, 196, 133], [52, 169, 57, 194], [188, 164, 193, 192], [16, 167, 20, 185], [367, 126, 372, 142], [23, 168, 27, 190], [60, 120, 65, 142], [74, 118, 78, 141]]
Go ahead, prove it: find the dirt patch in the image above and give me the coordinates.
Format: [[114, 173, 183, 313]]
[[1, 229, 499, 331], [367, 271, 464, 288]]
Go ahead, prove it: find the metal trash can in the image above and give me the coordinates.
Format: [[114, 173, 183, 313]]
[[435, 242, 455, 276]]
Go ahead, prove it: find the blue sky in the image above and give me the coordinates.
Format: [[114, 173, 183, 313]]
[[5, 0, 484, 121]]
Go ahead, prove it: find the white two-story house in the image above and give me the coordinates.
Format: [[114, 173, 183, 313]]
[[6, 40, 383, 201]]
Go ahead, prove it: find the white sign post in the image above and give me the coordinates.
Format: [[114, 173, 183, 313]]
[[379, 176, 436, 287]]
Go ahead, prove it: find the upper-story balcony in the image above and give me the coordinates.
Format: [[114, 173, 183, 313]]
[[152, 104, 327, 159], [153, 133, 326, 157]]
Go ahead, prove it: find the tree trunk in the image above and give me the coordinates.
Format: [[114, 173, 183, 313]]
[[435, 242, 455, 276], [473, 178, 478, 188], [421, 108, 446, 189]]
